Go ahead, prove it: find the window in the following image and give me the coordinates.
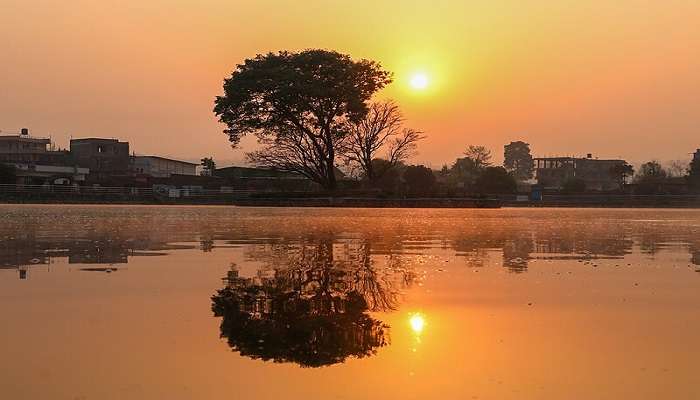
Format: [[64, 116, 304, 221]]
[[97, 146, 104, 153]]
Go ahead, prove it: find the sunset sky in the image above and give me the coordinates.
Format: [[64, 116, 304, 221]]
[[2, 0, 699, 168]]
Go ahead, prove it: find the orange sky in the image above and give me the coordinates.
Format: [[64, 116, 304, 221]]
[[1, 0, 699, 168]]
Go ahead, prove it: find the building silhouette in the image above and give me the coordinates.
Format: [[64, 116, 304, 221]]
[[534, 154, 627, 191]]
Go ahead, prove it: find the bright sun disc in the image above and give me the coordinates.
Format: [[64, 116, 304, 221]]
[[409, 313, 425, 334], [409, 73, 429, 90]]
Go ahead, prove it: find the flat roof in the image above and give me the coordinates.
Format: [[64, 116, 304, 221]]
[[0, 135, 50, 143], [133, 155, 198, 165], [70, 138, 126, 143], [534, 156, 624, 162]]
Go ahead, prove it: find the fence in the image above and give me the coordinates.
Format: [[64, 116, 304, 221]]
[[0, 184, 254, 203]]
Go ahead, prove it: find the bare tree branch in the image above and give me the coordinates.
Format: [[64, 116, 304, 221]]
[[343, 101, 425, 182]]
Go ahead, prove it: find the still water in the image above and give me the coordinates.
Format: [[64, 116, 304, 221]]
[[1, 205, 700, 399]]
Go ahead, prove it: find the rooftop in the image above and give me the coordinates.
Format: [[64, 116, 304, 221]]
[[0, 134, 50, 143], [132, 155, 198, 165], [70, 137, 126, 143], [534, 156, 624, 162]]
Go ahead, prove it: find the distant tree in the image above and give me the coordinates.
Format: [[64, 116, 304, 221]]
[[463, 145, 492, 170], [666, 160, 688, 178], [213, 49, 392, 190], [635, 160, 667, 194], [446, 157, 481, 190], [562, 177, 587, 194], [473, 167, 517, 194], [503, 141, 534, 182], [637, 161, 667, 181], [370, 159, 403, 193], [0, 163, 16, 184], [200, 157, 216, 176], [688, 154, 700, 191], [402, 165, 435, 196], [609, 162, 634, 190], [344, 101, 424, 183]]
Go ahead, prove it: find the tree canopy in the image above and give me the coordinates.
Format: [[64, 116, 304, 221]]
[[214, 49, 392, 190], [402, 165, 436, 196], [504, 141, 534, 181], [473, 166, 517, 194]]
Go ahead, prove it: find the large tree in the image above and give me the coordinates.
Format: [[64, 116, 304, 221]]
[[609, 162, 634, 190], [503, 141, 534, 182], [402, 165, 436, 196], [463, 145, 492, 170], [637, 161, 667, 180], [634, 160, 667, 194], [343, 101, 423, 183], [214, 50, 392, 190]]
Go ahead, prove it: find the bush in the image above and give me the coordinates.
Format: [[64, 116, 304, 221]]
[[473, 167, 516, 194], [0, 163, 17, 184]]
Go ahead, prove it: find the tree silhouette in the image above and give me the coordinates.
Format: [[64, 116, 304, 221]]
[[213, 50, 391, 190], [504, 141, 534, 181], [463, 145, 492, 170], [343, 101, 424, 183], [609, 162, 634, 190], [688, 152, 700, 191], [402, 165, 436, 196], [473, 166, 517, 194], [200, 157, 216, 176]]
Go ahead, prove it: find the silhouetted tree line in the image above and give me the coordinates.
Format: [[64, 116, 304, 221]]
[[631, 159, 700, 194], [214, 48, 699, 197]]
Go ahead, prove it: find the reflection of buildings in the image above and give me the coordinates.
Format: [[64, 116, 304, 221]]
[[449, 224, 636, 272], [503, 236, 533, 273], [0, 232, 187, 279]]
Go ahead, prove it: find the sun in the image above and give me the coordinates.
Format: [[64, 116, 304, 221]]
[[409, 73, 429, 90], [409, 313, 426, 334]]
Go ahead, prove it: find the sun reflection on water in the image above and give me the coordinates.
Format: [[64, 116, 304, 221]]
[[409, 313, 426, 335]]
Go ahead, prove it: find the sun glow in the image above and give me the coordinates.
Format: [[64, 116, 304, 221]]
[[409, 313, 426, 334], [409, 73, 429, 90]]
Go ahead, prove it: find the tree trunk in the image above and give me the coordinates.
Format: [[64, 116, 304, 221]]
[[325, 157, 337, 191]]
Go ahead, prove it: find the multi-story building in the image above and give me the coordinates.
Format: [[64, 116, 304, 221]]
[[534, 154, 627, 191], [0, 128, 50, 153], [70, 138, 130, 181], [131, 155, 197, 178], [0, 129, 88, 184]]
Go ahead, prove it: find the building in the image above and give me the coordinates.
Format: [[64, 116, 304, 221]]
[[534, 154, 627, 191], [0, 128, 51, 153], [131, 155, 197, 178], [694, 149, 700, 163], [0, 129, 88, 184], [70, 138, 130, 181]]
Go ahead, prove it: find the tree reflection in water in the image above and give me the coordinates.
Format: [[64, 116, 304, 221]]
[[211, 238, 413, 367]]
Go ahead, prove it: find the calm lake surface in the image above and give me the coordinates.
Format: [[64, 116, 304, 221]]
[[1, 205, 700, 400]]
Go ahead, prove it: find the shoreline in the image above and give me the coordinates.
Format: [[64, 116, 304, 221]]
[[1, 196, 699, 208]]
